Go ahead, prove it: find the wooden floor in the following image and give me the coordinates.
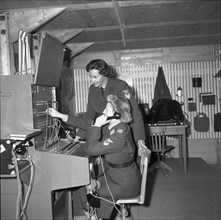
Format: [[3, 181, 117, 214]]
[[129, 157, 221, 220], [74, 158, 221, 220]]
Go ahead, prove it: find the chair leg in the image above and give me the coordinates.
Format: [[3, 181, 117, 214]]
[[159, 161, 173, 176], [161, 165, 169, 177], [160, 161, 173, 172], [148, 161, 159, 173], [149, 153, 161, 174]]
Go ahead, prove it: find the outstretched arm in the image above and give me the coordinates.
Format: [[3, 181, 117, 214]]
[[48, 108, 91, 131], [48, 108, 68, 122]]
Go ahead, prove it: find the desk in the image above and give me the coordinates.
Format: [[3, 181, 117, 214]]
[[148, 124, 188, 174], [1, 142, 90, 220]]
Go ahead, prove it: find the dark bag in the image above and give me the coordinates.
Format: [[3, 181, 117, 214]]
[[146, 98, 184, 124], [214, 113, 221, 132], [194, 113, 209, 132], [188, 101, 197, 112]]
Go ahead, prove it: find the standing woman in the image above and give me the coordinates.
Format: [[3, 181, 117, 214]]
[[49, 95, 142, 219], [83, 59, 146, 150]]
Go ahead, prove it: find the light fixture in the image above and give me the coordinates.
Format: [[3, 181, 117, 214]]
[[176, 86, 183, 97], [176, 87, 184, 105]]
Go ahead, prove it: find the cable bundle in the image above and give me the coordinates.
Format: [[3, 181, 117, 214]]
[[12, 144, 35, 220], [86, 156, 128, 219]]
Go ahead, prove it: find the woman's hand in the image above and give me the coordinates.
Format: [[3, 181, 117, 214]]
[[48, 108, 68, 122], [93, 114, 109, 127], [48, 108, 59, 117]]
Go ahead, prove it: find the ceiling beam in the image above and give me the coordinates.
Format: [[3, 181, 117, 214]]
[[126, 19, 221, 29], [1, 1, 186, 12], [91, 33, 220, 44], [119, 1, 187, 7], [8, 7, 66, 42], [80, 19, 220, 32], [63, 1, 186, 11], [66, 42, 95, 58], [112, 0, 126, 47], [45, 29, 83, 44]]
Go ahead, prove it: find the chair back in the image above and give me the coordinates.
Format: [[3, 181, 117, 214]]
[[146, 126, 166, 153], [116, 147, 150, 206], [137, 148, 149, 204]]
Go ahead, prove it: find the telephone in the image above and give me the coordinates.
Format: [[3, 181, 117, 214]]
[[92, 112, 121, 125], [87, 156, 101, 208], [107, 112, 121, 120]]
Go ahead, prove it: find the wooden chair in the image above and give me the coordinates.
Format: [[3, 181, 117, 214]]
[[146, 126, 174, 176], [116, 147, 150, 220]]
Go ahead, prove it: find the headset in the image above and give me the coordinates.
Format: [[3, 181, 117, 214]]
[[107, 112, 121, 120], [92, 112, 121, 126]]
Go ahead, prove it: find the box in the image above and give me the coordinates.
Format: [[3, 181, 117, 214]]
[[199, 92, 215, 105], [0, 139, 16, 178]]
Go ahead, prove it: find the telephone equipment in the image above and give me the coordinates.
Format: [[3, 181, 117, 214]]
[[92, 112, 121, 125], [107, 112, 121, 120], [87, 156, 101, 208]]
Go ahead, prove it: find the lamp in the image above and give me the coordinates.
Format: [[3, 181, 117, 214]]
[[176, 87, 182, 97], [176, 87, 184, 105]]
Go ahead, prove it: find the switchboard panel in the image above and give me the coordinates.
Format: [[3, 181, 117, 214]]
[[31, 85, 59, 151]]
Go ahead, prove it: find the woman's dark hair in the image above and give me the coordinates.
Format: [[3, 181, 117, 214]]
[[107, 94, 132, 123], [86, 59, 110, 77]]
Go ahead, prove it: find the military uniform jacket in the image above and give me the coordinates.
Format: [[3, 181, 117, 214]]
[[85, 77, 146, 141], [85, 122, 141, 218]]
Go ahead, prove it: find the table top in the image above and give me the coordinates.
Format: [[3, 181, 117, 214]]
[[147, 123, 188, 128]]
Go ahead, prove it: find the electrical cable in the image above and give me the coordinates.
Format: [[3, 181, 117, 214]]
[[34, 101, 61, 151], [89, 156, 128, 217], [20, 158, 35, 219], [12, 145, 35, 220], [12, 149, 23, 220], [89, 207, 98, 220]]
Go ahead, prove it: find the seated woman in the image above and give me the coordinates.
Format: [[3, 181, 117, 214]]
[[48, 94, 141, 220]]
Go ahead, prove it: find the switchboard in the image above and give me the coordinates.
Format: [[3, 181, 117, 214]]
[[0, 75, 89, 220]]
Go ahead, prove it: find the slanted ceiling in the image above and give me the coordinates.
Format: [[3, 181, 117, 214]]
[[1, 0, 220, 54]]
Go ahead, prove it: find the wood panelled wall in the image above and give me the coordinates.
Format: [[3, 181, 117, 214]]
[[73, 60, 221, 140]]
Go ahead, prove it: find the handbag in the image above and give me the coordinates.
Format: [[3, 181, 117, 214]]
[[194, 113, 209, 132], [188, 101, 197, 112]]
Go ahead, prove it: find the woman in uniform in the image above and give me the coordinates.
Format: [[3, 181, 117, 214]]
[[48, 94, 142, 219], [82, 59, 146, 150]]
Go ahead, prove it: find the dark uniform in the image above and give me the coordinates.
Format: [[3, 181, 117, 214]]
[[85, 77, 146, 142], [74, 121, 141, 219]]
